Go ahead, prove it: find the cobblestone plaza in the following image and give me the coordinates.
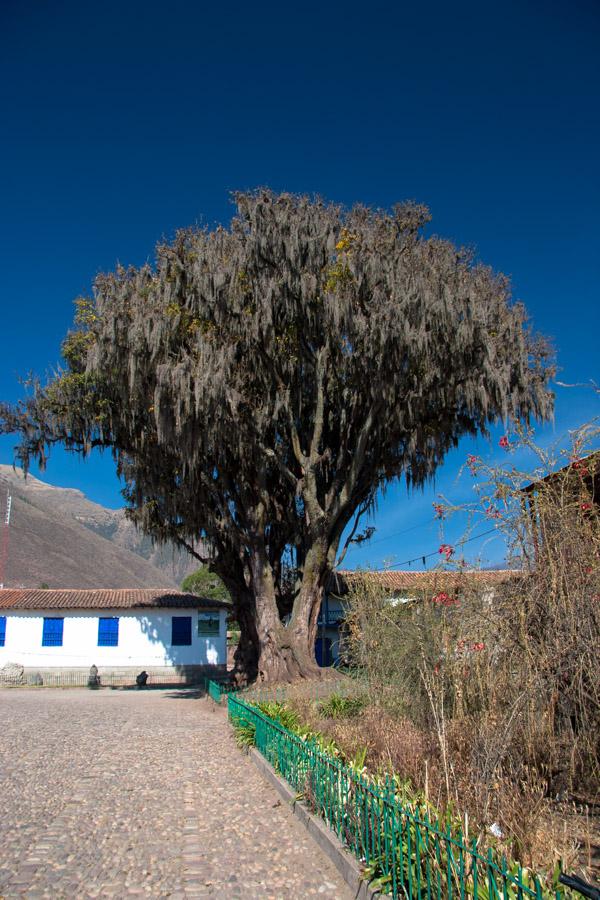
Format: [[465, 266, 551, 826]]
[[0, 688, 350, 899]]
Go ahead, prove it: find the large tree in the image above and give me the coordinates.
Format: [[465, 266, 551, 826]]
[[1, 192, 552, 682]]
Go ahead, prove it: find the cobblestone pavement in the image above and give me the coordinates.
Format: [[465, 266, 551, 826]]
[[0, 688, 352, 899]]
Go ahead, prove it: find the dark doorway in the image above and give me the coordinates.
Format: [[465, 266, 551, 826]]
[[315, 636, 332, 667]]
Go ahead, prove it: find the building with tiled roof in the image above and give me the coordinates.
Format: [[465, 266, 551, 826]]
[[0, 589, 227, 687], [331, 568, 516, 594], [521, 451, 599, 559], [316, 568, 515, 667], [0, 588, 229, 611]]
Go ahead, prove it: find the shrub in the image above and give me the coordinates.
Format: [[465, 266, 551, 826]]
[[233, 719, 256, 750], [342, 424, 600, 876], [255, 701, 300, 731], [318, 692, 365, 719]]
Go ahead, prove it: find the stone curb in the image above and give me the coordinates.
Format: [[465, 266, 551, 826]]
[[248, 747, 380, 900]]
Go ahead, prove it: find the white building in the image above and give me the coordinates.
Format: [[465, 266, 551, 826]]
[[0, 588, 228, 685]]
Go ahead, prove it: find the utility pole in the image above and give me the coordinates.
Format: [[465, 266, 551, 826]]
[[0, 484, 11, 590]]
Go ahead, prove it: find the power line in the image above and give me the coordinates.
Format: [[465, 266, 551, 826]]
[[367, 517, 436, 546], [381, 526, 502, 571]]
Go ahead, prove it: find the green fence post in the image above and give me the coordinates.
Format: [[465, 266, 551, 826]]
[[458, 827, 465, 900], [390, 792, 399, 898], [471, 838, 479, 900], [446, 822, 453, 900], [423, 811, 433, 900]]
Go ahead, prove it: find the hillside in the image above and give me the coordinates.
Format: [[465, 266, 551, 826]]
[[0, 466, 199, 589]]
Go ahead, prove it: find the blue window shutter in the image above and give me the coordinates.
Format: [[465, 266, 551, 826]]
[[42, 618, 64, 647], [171, 616, 192, 646], [0, 616, 6, 647], [98, 617, 119, 647]]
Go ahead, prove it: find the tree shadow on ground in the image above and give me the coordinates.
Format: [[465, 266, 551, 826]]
[[160, 687, 206, 700]]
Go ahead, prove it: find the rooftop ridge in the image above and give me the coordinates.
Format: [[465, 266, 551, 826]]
[[0, 587, 229, 611]]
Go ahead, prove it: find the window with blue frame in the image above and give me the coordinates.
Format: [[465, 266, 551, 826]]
[[42, 617, 64, 647], [0, 616, 6, 647], [171, 616, 192, 646], [98, 617, 119, 647]]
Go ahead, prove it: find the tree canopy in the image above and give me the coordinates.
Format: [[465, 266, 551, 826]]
[[0, 190, 553, 682]]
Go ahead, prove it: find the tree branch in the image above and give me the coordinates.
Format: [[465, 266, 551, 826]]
[[172, 535, 211, 565], [329, 399, 382, 525], [309, 346, 329, 461], [335, 498, 372, 569]]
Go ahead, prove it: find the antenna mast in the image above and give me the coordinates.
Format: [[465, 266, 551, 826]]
[[0, 481, 11, 590]]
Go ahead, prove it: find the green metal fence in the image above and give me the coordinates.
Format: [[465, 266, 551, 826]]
[[228, 693, 567, 900], [204, 677, 234, 703]]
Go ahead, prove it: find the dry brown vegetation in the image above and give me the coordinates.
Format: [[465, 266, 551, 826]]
[[294, 429, 600, 881]]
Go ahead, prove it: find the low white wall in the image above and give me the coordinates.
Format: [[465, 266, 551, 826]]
[[0, 607, 227, 669]]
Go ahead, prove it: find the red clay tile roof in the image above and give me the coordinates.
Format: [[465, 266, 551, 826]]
[[331, 569, 517, 594], [0, 588, 228, 611]]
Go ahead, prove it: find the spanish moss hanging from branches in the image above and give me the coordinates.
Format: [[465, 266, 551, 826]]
[[0, 190, 554, 682]]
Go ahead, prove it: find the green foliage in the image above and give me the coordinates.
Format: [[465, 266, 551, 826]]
[[255, 701, 299, 731], [318, 692, 365, 719], [60, 330, 95, 371], [254, 699, 366, 769], [73, 296, 99, 328], [181, 566, 231, 604], [233, 720, 256, 750]]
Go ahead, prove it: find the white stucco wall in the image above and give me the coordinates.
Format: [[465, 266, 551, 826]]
[[0, 607, 227, 669]]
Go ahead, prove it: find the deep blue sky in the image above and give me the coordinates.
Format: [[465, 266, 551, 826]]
[[1, 0, 598, 571]]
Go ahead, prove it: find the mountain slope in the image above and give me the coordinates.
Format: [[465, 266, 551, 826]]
[[0, 466, 197, 589]]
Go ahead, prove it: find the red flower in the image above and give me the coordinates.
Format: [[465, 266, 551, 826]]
[[471, 642, 485, 652], [581, 502, 592, 512], [572, 459, 590, 476], [485, 505, 502, 520], [433, 502, 446, 519], [438, 544, 454, 560], [584, 566, 593, 575], [466, 454, 479, 475], [499, 436, 510, 449], [432, 591, 459, 607]]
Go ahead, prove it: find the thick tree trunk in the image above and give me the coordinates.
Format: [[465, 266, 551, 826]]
[[224, 532, 338, 685], [217, 572, 260, 686], [255, 617, 323, 683], [223, 570, 317, 685], [245, 545, 326, 683], [232, 600, 259, 685]]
